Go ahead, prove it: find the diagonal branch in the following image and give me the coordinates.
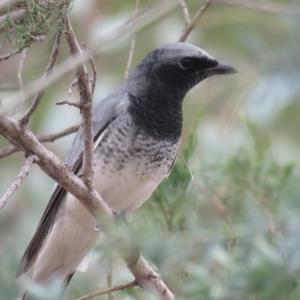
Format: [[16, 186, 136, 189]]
[[64, 17, 94, 190], [214, 0, 300, 14], [178, 0, 213, 42], [124, 0, 139, 79], [77, 280, 137, 300], [0, 111, 175, 300], [20, 31, 62, 126], [179, 0, 190, 25], [0, 122, 81, 159], [3, 0, 179, 111], [14, 49, 27, 115], [0, 154, 38, 210]]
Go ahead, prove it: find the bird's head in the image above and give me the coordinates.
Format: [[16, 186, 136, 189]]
[[131, 42, 237, 99]]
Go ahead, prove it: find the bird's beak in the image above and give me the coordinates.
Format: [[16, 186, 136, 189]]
[[206, 61, 238, 75]]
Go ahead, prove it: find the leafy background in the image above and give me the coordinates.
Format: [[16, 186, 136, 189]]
[[0, 0, 300, 299]]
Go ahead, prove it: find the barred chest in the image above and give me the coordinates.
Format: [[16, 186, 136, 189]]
[[91, 112, 180, 212]]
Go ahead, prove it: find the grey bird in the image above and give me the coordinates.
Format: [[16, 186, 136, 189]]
[[17, 42, 237, 298]]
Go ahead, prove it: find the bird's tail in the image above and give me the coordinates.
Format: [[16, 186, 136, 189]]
[[21, 291, 28, 300], [20, 272, 75, 300]]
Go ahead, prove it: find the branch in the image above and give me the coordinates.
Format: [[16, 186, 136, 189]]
[[3, 0, 179, 111], [0, 123, 81, 159], [179, 0, 190, 25], [0, 154, 38, 210], [64, 17, 94, 189], [124, 0, 139, 79], [15, 49, 27, 114], [214, 0, 300, 15], [0, 112, 175, 300], [56, 100, 81, 108], [82, 43, 97, 96], [77, 280, 137, 300], [178, 0, 213, 42], [0, 1, 26, 17], [20, 31, 62, 126]]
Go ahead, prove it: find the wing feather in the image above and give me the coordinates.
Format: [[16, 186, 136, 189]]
[[17, 91, 125, 277]]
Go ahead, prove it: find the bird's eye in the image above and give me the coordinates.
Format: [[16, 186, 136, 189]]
[[180, 57, 193, 69]]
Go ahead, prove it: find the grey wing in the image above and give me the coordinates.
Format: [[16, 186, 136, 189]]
[[17, 91, 125, 277]]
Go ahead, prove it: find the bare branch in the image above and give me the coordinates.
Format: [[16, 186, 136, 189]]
[[0, 154, 38, 210], [77, 281, 137, 300], [107, 269, 113, 300], [0, 123, 81, 159], [3, 0, 180, 109], [17, 49, 26, 93], [20, 31, 62, 126], [68, 78, 78, 95], [0, 1, 26, 17], [214, 0, 300, 15], [64, 17, 94, 190], [0, 112, 175, 300], [179, 0, 190, 25], [56, 100, 81, 108], [0, 52, 11, 61], [82, 42, 97, 96], [9, 49, 27, 116], [178, 0, 213, 42], [125, 0, 139, 79], [177, 154, 195, 184], [37, 123, 81, 143]]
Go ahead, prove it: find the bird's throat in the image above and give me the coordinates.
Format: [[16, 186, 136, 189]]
[[127, 92, 183, 142]]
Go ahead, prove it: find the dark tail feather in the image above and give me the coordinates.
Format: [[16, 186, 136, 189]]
[[64, 271, 75, 289], [20, 272, 75, 300], [21, 291, 28, 300]]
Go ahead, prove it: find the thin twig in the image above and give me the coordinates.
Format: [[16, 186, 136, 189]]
[[178, 0, 213, 42], [82, 42, 97, 96], [0, 122, 81, 159], [56, 100, 81, 108], [0, 155, 38, 210], [20, 31, 62, 126], [18, 49, 26, 94], [64, 17, 94, 190], [177, 154, 195, 184], [214, 0, 300, 14], [3, 0, 179, 108], [0, 1, 26, 17], [68, 78, 78, 95], [179, 0, 190, 25], [0, 53, 11, 61], [10, 49, 27, 116], [77, 281, 137, 300], [106, 252, 113, 300], [125, 0, 139, 79], [107, 270, 113, 300]]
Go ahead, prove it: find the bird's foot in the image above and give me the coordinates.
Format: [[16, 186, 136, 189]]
[[112, 209, 127, 226]]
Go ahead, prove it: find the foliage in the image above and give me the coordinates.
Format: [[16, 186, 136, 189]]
[[1, 0, 72, 54]]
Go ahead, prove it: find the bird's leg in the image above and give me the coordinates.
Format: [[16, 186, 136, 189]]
[[111, 209, 127, 226]]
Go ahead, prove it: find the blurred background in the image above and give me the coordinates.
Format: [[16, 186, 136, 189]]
[[1, 0, 300, 299]]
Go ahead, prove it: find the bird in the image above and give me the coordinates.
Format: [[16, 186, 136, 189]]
[[17, 42, 237, 299]]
